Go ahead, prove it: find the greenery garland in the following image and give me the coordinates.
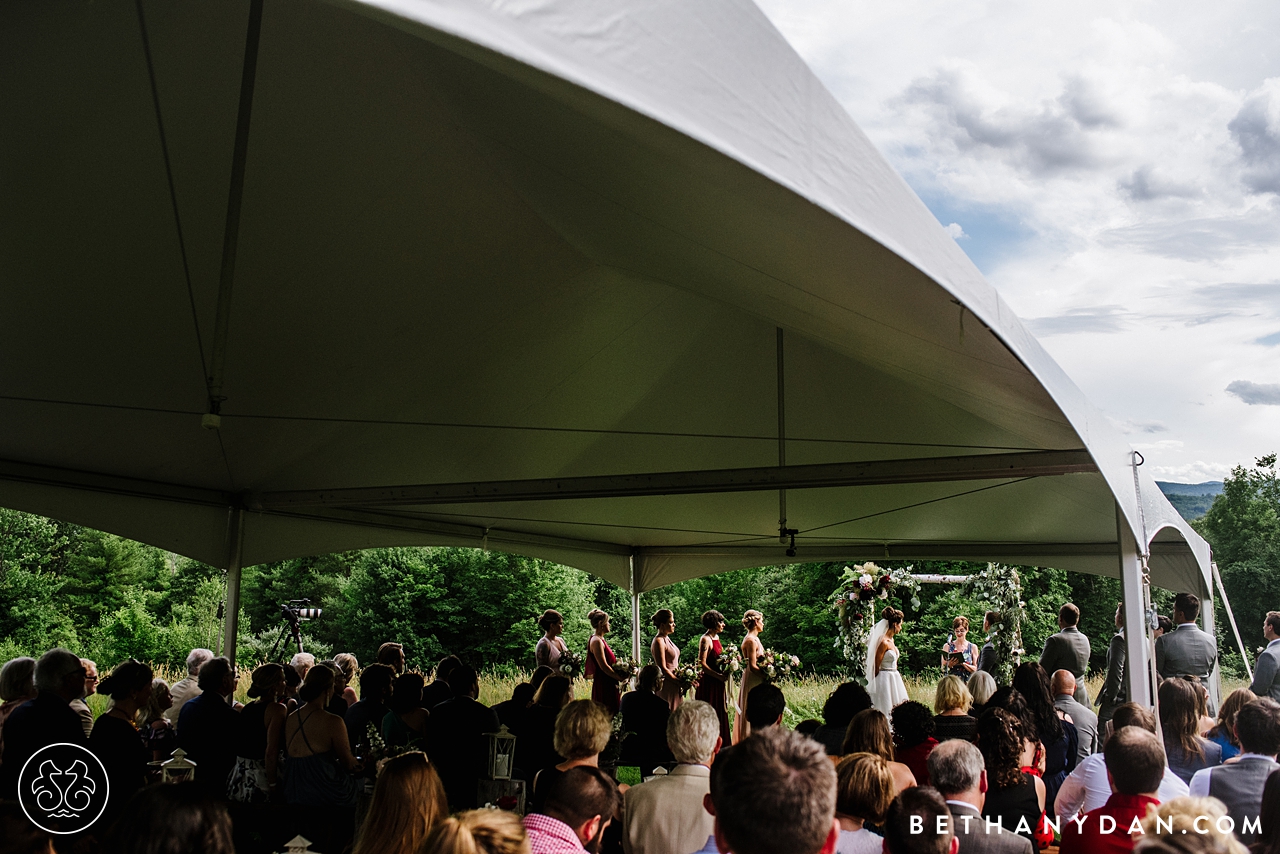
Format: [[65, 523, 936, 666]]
[[832, 562, 921, 682], [959, 563, 1026, 687]]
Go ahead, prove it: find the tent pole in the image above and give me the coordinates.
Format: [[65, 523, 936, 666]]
[[1203, 583, 1221, 713], [1213, 561, 1252, 681], [630, 555, 641, 663], [222, 506, 245, 669], [1118, 504, 1151, 706]]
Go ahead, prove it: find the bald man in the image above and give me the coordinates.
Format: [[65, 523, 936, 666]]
[[1052, 670, 1098, 762]]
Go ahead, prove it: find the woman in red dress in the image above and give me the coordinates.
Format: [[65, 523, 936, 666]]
[[694, 609, 730, 743], [586, 608, 622, 715]]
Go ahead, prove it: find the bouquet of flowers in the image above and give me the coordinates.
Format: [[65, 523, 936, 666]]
[[675, 662, 700, 692], [558, 648, 583, 678], [363, 723, 418, 772], [716, 647, 743, 675], [760, 649, 801, 682], [612, 657, 640, 681]]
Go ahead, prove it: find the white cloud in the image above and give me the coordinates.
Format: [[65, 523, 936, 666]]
[[944, 222, 968, 239]]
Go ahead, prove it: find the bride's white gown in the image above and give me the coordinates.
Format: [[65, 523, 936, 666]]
[[870, 646, 909, 716]]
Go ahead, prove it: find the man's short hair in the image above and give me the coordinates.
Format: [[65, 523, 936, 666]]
[[185, 648, 214, 676], [744, 683, 786, 729], [1058, 603, 1080, 626], [926, 740, 984, 798], [197, 657, 233, 693], [33, 648, 82, 693], [984, 610, 1000, 627], [358, 663, 396, 700], [1105, 726, 1164, 795], [883, 787, 953, 854], [1111, 702, 1157, 735], [446, 664, 478, 695], [436, 655, 462, 681], [542, 765, 619, 830], [1173, 592, 1200, 622], [710, 728, 836, 854], [376, 642, 404, 667], [667, 700, 720, 764], [1235, 698, 1280, 755], [1266, 612, 1280, 637]]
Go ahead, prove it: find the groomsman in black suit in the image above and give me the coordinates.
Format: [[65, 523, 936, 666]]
[[977, 611, 1000, 678]]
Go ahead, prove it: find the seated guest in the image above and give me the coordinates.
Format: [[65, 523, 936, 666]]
[[140, 677, 176, 762], [623, 700, 720, 854], [1055, 703, 1188, 821], [2, 648, 89, 799], [425, 664, 501, 809], [320, 659, 350, 716], [928, 740, 1032, 854], [0, 657, 37, 753], [492, 681, 536, 731], [1136, 797, 1249, 854], [164, 648, 213, 728], [842, 708, 917, 794], [893, 701, 939, 786], [797, 719, 823, 738], [1252, 772, 1280, 854], [377, 641, 406, 674], [516, 675, 573, 782], [976, 708, 1045, 845], [290, 651, 316, 682], [177, 656, 240, 800], [383, 672, 429, 748], [529, 665, 555, 695], [0, 801, 54, 854], [744, 682, 787, 733], [1051, 669, 1098, 761], [103, 782, 234, 854], [982, 688, 1041, 773], [1160, 677, 1222, 783], [1012, 662, 1078, 815], [968, 672, 996, 717], [345, 662, 395, 753], [833, 752, 895, 854], [531, 699, 613, 812], [282, 665, 362, 809], [334, 653, 360, 706], [425, 809, 530, 854], [704, 727, 839, 854], [422, 654, 462, 709], [352, 751, 448, 854], [525, 766, 620, 854], [882, 786, 957, 854], [1188, 697, 1280, 845], [91, 659, 154, 820], [1207, 688, 1255, 762], [228, 664, 287, 804], [1059, 726, 1164, 854], [69, 658, 97, 738], [815, 682, 873, 756], [933, 676, 977, 743], [282, 662, 301, 712], [620, 665, 674, 774]]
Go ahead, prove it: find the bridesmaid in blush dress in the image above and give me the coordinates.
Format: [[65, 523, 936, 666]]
[[650, 609, 683, 711], [695, 609, 730, 743], [535, 609, 568, 674], [586, 608, 622, 715], [734, 609, 766, 743]]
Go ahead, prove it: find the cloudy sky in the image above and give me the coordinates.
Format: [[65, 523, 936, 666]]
[[756, 0, 1280, 483]]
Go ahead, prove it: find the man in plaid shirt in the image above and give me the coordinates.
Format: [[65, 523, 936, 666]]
[[524, 766, 621, 854]]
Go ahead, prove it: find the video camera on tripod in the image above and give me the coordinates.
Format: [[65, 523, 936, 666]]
[[269, 598, 323, 660]]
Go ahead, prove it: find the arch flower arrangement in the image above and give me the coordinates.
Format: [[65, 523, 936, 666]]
[[832, 562, 921, 681], [959, 563, 1026, 687]]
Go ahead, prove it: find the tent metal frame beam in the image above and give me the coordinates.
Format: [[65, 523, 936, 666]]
[[251, 449, 1097, 510]]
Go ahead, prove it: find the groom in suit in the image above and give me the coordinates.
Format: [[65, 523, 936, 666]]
[[1155, 592, 1218, 714], [1250, 611, 1280, 702], [1040, 603, 1091, 706]]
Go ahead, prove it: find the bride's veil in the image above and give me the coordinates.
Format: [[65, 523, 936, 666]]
[[864, 619, 889, 688]]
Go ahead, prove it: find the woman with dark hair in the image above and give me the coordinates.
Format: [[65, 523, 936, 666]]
[[977, 708, 1046, 846], [382, 672, 430, 748], [103, 783, 235, 854], [345, 662, 395, 753], [228, 663, 287, 804], [587, 609, 622, 715], [1159, 677, 1222, 783], [352, 751, 449, 854], [535, 610, 568, 674], [619, 664, 674, 774], [984, 686, 1045, 772], [867, 607, 908, 717], [650, 609, 683, 710], [321, 660, 351, 717], [1012, 662, 1078, 815], [91, 659, 154, 818], [515, 675, 573, 781], [1206, 687, 1254, 761], [695, 609, 730, 743], [890, 701, 938, 786], [492, 682, 536, 731], [814, 682, 873, 755], [735, 609, 766, 743], [529, 665, 555, 695], [841, 708, 917, 794], [283, 665, 362, 808]]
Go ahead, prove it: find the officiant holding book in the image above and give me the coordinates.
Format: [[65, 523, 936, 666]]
[[940, 616, 980, 680]]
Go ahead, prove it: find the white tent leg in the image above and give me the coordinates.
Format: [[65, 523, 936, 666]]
[[630, 555, 641, 663], [1203, 586, 1221, 712], [221, 506, 245, 668], [1213, 561, 1252, 682], [1118, 505, 1151, 706]]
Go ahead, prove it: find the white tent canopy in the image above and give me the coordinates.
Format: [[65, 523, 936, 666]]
[[2, 0, 1210, 692]]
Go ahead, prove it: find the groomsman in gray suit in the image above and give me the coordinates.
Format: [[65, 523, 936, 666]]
[[1250, 611, 1280, 702], [1155, 592, 1219, 713], [1096, 603, 1126, 726], [1040, 603, 1091, 706]]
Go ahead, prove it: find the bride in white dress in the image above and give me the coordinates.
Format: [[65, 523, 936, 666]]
[[864, 606, 909, 717]]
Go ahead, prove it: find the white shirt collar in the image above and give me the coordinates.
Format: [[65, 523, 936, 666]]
[[1267, 638, 1280, 648], [944, 800, 981, 813]]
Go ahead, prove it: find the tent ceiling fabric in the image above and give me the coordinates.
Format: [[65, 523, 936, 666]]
[[0, 0, 1209, 596]]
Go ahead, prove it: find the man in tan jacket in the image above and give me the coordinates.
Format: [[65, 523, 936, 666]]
[[623, 700, 722, 854]]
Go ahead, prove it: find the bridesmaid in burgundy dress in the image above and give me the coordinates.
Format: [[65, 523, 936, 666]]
[[695, 609, 730, 743], [586, 608, 622, 715]]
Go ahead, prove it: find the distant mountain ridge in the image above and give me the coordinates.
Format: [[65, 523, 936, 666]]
[[1156, 481, 1224, 497], [1156, 481, 1223, 521]]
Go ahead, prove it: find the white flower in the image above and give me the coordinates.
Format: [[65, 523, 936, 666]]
[[791, 656, 800, 666], [878, 590, 887, 599], [859, 574, 872, 586]]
